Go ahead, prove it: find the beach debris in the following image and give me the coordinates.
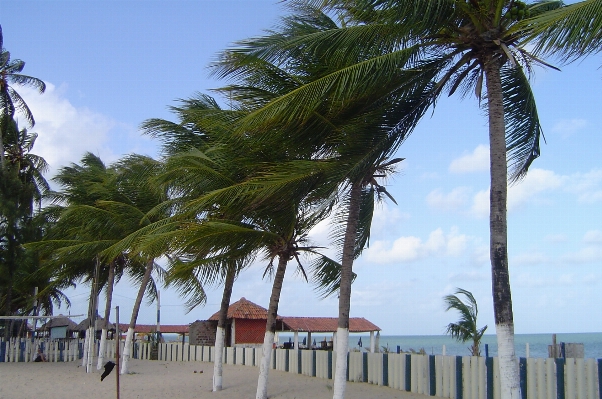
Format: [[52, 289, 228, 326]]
[[100, 361, 116, 381]]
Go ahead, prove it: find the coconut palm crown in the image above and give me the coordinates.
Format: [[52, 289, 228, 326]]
[[444, 288, 488, 356]]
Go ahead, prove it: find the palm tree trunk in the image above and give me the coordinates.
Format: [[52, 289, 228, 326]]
[[97, 261, 115, 370], [256, 254, 288, 399], [82, 279, 96, 368], [213, 261, 236, 392], [333, 180, 363, 399], [484, 59, 520, 399], [121, 259, 154, 374]]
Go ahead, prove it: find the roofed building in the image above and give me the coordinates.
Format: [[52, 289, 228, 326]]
[[190, 297, 381, 351]]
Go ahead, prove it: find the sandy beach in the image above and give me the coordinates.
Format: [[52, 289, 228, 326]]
[[0, 359, 429, 399]]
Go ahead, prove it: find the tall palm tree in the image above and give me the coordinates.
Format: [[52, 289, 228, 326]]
[[223, 2, 562, 396], [33, 153, 166, 371], [142, 94, 261, 390], [94, 154, 169, 375], [444, 288, 488, 356], [0, 25, 46, 167], [211, 9, 433, 398], [0, 119, 49, 337]]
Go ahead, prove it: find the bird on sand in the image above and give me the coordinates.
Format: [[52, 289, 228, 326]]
[[101, 361, 116, 381]]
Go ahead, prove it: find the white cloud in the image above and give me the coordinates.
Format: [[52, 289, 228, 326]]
[[426, 187, 471, 211], [561, 246, 602, 264], [470, 245, 490, 267], [447, 271, 489, 282], [470, 168, 565, 218], [370, 203, 411, 235], [566, 169, 602, 203], [552, 118, 587, 138], [508, 168, 565, 211], [470, 189, 490, 218], [449, 145, 489, 174], [583, 230, 602, 244], [18, 83, 119, 176], [364, 227, 468, 264], [544, 234, 567, 243], [512, 252, 548, 266]]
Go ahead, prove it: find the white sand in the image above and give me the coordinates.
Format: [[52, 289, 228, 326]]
[[0, 359, 429, 399]]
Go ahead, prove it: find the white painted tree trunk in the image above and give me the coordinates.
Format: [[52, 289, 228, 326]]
[[120, 327, 134, 374], [256, 331, 275, 399], [333, 327, 349, 399], [81, 333, 90, 367], [497, 323, 520, 399], [97, 328, 108, 370], [213, 326, 226, 391], [85, 326, 95, 373]]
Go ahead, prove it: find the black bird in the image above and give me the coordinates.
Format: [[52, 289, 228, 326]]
[[100, 361, 116, 381]]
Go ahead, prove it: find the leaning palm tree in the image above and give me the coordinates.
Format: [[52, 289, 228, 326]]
[[142, 94, 263, 391], [223, 1, 563, 396], [0, 25, 46, 167], [444, 288, 488, 356], [211, 9, 434, 398], [99, 155, 169, 375]]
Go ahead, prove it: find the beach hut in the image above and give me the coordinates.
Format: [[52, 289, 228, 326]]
[[39, 315, 79, 339], [195, 297, 381, 351], [206, 297, 285, 347], [76, 315, 115, 340]]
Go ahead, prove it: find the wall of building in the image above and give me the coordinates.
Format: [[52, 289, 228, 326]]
[[234, 319, 265, 344], [188, 320, 218, 346]]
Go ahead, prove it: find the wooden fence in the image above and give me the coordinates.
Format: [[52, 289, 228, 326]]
[[142, 342, 602, 399], [2, 338, 601, 399], [0, 337, 124, 363]]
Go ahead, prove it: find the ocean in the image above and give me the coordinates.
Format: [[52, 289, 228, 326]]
[[278, 332, 602, 359]]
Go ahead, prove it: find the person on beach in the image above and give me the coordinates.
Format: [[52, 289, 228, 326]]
[[34, 348, 47, 362]]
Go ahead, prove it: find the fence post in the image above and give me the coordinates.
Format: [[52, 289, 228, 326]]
[[312, 350, 317, 377], [328, 351, 333, 380], [519, 357, 527, 399], [429, 355, 436, 396], [362, 352, 368, 382], [298, 349, 302, 374], [455, 356, 463, 399], [405, 354, 412, 391], [486, 356, 494, 399], [285, 349, 289, 372], [556, 358, 565, 399], [346, 352, 350, 381], [382, 353, 388, 387]]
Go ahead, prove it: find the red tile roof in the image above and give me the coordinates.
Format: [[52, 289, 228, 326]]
[[209, 297, 278, 321], [206, 297, 380, 333], [281, 317, 380, 333], [118, 324, 189, 334]]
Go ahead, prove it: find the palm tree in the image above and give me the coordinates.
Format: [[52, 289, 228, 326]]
[[222, 2, 562, 396], [0, 119, 50, 337], [211, 9, 434, 398], [33, 153, 166, 371], [142, 94, 261, 390], [516, 0, 602, 64], [38, 153, 117, 367], [444, 288, 488, 356], [0, 25, 46, 167]]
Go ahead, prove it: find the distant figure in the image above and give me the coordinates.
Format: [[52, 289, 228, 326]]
[[100, 361, 116, 381], [34, 348, 46, 362]]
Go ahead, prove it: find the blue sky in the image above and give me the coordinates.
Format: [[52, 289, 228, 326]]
[[2, 1, 601, 336]]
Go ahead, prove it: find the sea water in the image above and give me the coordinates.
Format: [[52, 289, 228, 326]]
[[279, 332, 602, 359]]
